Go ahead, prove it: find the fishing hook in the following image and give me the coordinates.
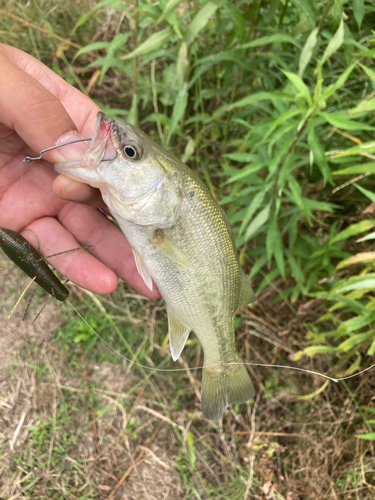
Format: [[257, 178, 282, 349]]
[[24, 137, 119, 163]]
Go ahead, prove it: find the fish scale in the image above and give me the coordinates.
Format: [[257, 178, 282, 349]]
[[55, 111, 255, 420]]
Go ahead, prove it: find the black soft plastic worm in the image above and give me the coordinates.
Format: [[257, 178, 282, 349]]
[[0, 226, 69, 301]]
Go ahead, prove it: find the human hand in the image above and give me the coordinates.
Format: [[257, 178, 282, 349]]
[[0, 44, 160, 298]]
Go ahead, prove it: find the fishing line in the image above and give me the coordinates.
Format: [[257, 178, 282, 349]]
[[66, 299, 375, 383]]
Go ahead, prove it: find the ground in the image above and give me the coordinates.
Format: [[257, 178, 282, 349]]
[[1, 254, 375, 500]]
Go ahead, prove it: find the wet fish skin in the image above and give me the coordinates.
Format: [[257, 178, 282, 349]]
[[55, 112, 255, 420]]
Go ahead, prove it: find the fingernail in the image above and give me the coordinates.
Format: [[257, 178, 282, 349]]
[[52, 131, 89, 163], [57, 178, 92, 202]]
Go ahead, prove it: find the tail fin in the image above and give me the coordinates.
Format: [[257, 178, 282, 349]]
[[201, 358, 254, 420]]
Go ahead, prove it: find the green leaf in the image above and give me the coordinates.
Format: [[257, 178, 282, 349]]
[[334, 274, 375, 293], [244, 204, 271, 242], [219, 0, 246, 43], [320, 112, 375, 131], [282, 70, 312, 105], [353, 0, 365, 29], [185, 2, 218, 46], [321, 18, 344, 66], [74, 42, 110, 61], [308, 126, 332, 185], [355, 183, 375, 203], [359, 64, 375, 83], [357, 231, 375, 243], [332, 141, 375, 158], [303, 345, 335, 356], [177, 42, 189, 86], [321, 63, 356, 101], [349, 97, 375, 115], [337, 331, 373, 352], [368, 337, 375, 356], [296, 380, 330, 400], [122, 28, 172, 60], [333, 162, 375, 176], [264, 108, 305, 140], [239, 187, 268, 236], [333, 220, 375, 243], [155, 0, 183, 24], [240, 34, 302, 50], [224, 162, 264, 183], [357, 432, 375, 440], [289, 0, 316, 28], [230, 92, 293, 109], [337, 252, 375, 269], [298, 28, 318, 78], [166, 82, 188, 145]]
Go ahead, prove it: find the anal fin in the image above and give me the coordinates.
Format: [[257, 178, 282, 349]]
[[132, 249, 153, 291], [238, 271, 255, 307], [167, 308, 191, 361]]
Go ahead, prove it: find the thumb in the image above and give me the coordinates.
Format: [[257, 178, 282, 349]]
[[0, 48, 90, 164]]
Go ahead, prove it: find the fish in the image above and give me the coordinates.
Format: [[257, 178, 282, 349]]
[[55, 111, 255, 420], [0, 226, 69, 301]]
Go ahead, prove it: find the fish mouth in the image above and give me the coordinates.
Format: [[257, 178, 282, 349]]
[[80, 112, 120, 169]]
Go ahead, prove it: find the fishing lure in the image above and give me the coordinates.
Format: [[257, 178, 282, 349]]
[[0, 226, 69, 301]]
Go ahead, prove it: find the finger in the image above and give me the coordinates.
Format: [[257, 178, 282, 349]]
[[21, 217, 118, 295], [0, 45, 98, 164], [58, 202, 160, 299], [52, 174, 107, 208]]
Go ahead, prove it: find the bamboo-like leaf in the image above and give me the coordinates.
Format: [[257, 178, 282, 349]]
[[320, 112, 375, 131], [332, 141, 375, 158], [359, 64, 375, 83], [177, 42, 189, 86], [298, 28, 318, 77], [333, 220, 375, 243], [357, 432, 375, 440], [219, 0, 246, 43], [230, 92, 293, 109], [239, 187, 268, 236], [166, 82, 188, 145], [333, 163, 375, 176], [337, 330, 374, 351], [349, 97, 375, 115], [282, 70, 312, 105], [334, 275, 375, 293], [321, 63, 356, 101], [244, 204, 271, 242], [185, 2, 218, 46], [240, 34, 302, 50], [296, 380, 329, 400], [308, 126, 332, 185], [303, 346, 336, 356], [355, 183, 375, 203], [337, 252, 375, 269], [321, 18, 344, 66], [155, 0, 183, 24], [122, 28, 172, 60], [353, 0, 365, 29], [357, 231, 375, 243], [74, 41, 110, 60]]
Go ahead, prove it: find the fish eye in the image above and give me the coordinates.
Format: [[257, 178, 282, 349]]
[[122, 142, 143, 160]]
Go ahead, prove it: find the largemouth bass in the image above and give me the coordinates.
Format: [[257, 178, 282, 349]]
[[55, 112, 255, 420]]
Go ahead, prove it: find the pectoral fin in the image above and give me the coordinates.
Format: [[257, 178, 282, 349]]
[[151, 231, 193, 269], [238, 272, 255, 307], [132, 249, 153, 291], [167, 308, 191, 361]]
